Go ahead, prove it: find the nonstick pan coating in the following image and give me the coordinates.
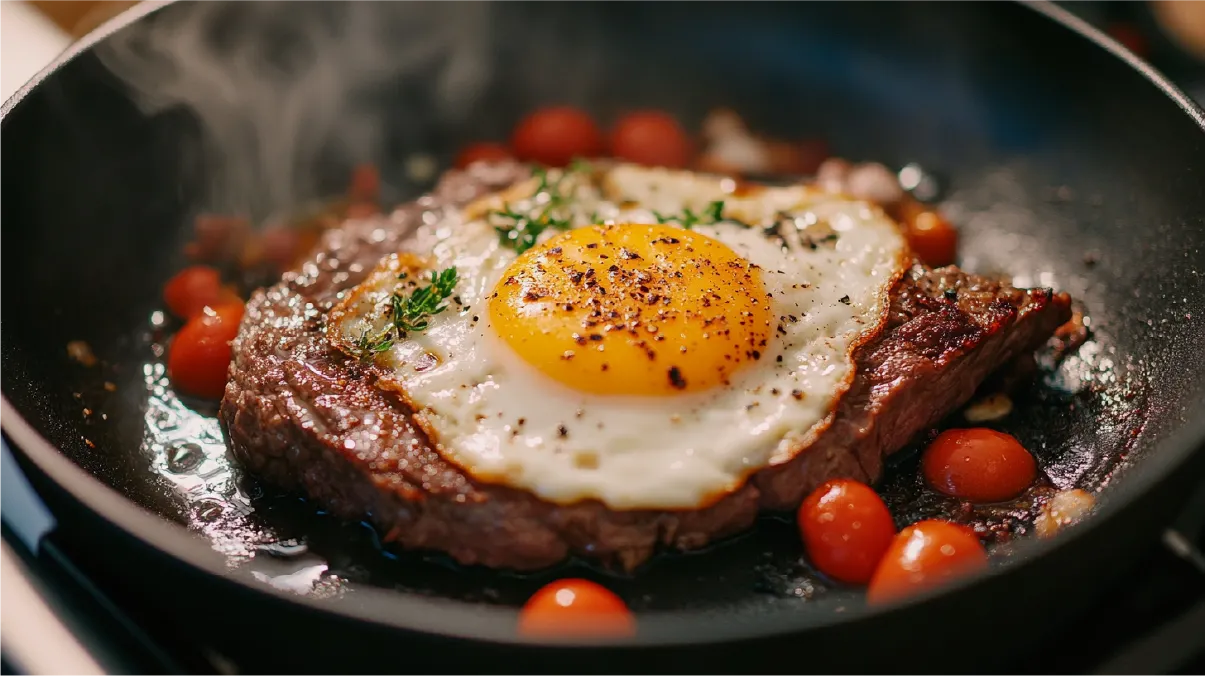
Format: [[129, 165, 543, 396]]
[[2, 1, 1203, 672]]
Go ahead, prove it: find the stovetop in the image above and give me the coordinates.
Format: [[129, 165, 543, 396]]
[[2, 1, 1203, 673]]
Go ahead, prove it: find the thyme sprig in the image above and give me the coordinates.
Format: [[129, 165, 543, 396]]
[[653, 200, 726, 229], [488, 163, 590, 254], [353, 267, 459, 360]]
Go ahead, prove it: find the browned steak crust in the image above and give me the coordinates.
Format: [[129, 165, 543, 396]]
[[220, 162, 1072, 572]]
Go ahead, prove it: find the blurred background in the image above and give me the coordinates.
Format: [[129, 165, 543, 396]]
[[2, 0, 1206, 100], [3, 1, 1204, 107]]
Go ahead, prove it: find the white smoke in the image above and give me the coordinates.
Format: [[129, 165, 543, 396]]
[[95, 1, 492, 220]]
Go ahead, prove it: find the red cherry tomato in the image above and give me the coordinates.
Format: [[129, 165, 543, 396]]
[[906, 209, 959, 268], [518, 579, 635, 638], [922, 428, 1037, 503], [456, 142, 514, 169], [348, 163, 380, 202], [167, 303, 245, 400], [163, 266, 240, 320], [867, 520, 988, 606], [511, 107, 603, 167], [609, 111, 692, 168], [798, 479, 897, 585]]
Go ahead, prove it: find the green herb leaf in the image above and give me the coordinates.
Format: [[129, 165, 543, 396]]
[[352, 266, 459, 361], [655, 200, 728, 230], [491, 164, 587, 253]]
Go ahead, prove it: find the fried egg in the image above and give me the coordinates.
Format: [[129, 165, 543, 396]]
[[328, 164, 908, 509]]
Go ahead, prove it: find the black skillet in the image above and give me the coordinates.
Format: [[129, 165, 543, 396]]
[[2, 1, 1203, 672]]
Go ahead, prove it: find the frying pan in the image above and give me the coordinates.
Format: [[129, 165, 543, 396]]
[[2, 1, 1203, 672]]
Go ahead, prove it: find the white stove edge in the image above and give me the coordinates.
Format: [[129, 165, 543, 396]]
[[0, 1, 72, 103]]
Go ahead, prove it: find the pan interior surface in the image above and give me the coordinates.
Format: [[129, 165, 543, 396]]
[[1, 0, 1202, 640]]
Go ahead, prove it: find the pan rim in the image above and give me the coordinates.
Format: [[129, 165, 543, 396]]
[[2, 0, 1204, 650]]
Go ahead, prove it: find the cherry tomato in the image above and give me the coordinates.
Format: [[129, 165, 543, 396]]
[[167, 303, 245, 400], [922, 428, 1037, 503], [186, 214, 247, 262], [609, 111, 692, 168], [511, 107, 603, 167], [867, 520, 988, 606], [348, 163, 380, 202], [906, 209, 958, 268], [163, 266, 240, 320], [518, 578, 635, 638], [798, 479, 897, 585], [456, 142, 514, 169]]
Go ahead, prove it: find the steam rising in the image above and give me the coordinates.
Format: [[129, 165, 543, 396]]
[[96, 1, 491, 220]]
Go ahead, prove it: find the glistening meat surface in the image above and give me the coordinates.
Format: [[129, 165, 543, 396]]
[[220, 162, 1072, 572]]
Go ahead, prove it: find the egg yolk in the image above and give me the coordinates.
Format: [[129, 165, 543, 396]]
[[488, 223, 772, 396]]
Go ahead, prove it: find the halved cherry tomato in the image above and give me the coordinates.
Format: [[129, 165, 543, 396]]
[[905, 209, 958, 268], [163, 266, 240, 320], [456, 142, 514, 169], [866, 520, 987, 605], [518, 578, 635, 638], [609, 111, 692, 168], [798, 479, 897, 585], [348, 163, 380, 202], [922, 428, 1037, 503], [511, 107, 603, 167], [167, 302, 245, 400]]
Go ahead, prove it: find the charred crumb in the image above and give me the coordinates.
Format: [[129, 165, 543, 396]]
[[668, 366, 687, 389], [791, 389, 804, 400], [838, 295, 851, 305], [557, 424, 568, 438]]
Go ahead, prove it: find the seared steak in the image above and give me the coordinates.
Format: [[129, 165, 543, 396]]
[[220, 162, 1072, 572]]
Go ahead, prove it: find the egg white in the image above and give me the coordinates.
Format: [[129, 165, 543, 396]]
[[328, 165, 908, 510]]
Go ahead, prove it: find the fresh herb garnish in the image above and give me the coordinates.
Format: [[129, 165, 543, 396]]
[[353, 267, 459, 360], [489, 165, 586, 254], [653, 200, 727, 229]]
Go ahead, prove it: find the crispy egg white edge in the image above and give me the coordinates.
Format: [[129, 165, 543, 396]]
[[328, 165, 908, 510]]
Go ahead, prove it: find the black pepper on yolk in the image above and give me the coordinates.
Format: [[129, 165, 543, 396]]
[[488, 223, 773, 396]]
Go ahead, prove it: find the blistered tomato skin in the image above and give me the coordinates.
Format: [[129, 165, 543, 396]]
[[906, 210, 958, 268], [167, 303, 245, 400], [866, 520, 988, 606], [798, 479, 897, 585], [518, 578, 635, 638], [163, 266, 239, 320], [922, 428, 1037, 503], [511, 107, 604, 167]]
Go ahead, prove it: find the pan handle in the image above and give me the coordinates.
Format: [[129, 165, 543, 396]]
[[0, 539, 107, 675], [0, 441, 87, 673], [1, 440, 181, 675], [1, 438, 56, 549]]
